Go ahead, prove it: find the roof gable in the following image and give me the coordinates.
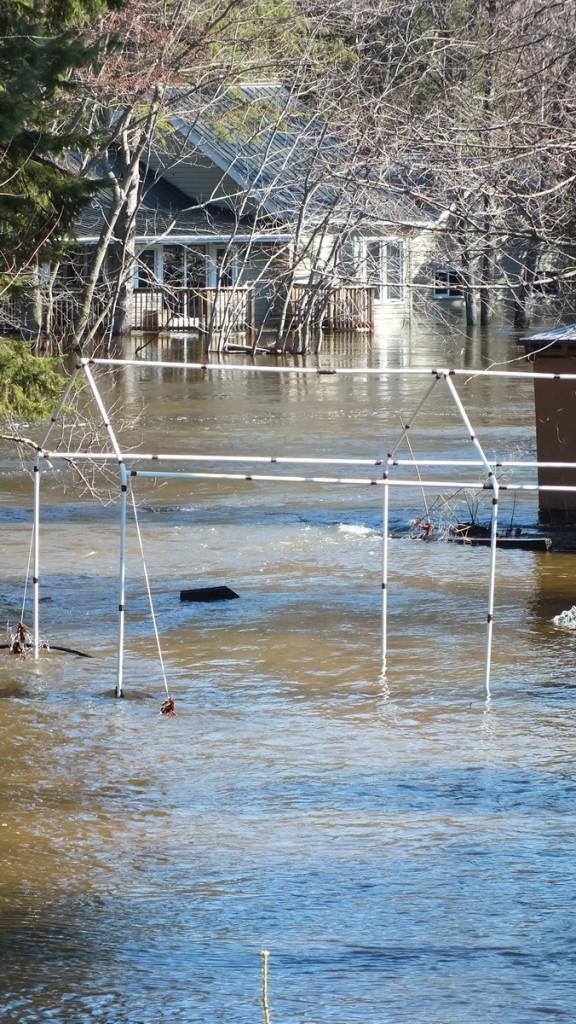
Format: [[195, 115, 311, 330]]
[[163, 83, 342, 220]]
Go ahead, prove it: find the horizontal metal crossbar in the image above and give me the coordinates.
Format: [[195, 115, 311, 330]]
[[38, 451, 576, 473], [85, 356, 576, 382]]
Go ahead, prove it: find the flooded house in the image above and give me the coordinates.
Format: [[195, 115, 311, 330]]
[[2, 84, 437, 350]]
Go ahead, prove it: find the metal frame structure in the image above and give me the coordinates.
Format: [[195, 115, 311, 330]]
[[27, 356, 576, 700]]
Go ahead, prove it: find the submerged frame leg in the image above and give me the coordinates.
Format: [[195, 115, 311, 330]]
[[116, 463, 129, 697], [443, 374, 499, 696], [485, 477, 499, 700], [32, 458, 41, 658], [382, 478, 390, 673]]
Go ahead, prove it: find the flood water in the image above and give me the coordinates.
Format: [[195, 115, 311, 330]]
[[1, 322, 576, 1023]]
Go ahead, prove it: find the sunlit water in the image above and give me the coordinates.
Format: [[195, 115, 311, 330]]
[[1, 321, 576, 1023]]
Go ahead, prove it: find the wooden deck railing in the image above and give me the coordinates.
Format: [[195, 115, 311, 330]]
[[0, 293, 23, 336], [132, 286, 252, 333], [290, 285, 374, 330], [0, 283, 373, 340], [0, 288, 110, 340]]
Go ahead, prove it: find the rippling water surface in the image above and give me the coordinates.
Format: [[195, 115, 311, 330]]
[[1, 324, 576, 1023]]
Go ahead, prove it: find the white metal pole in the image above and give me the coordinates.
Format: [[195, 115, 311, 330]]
[[36, 450, 576, 474], [485, 475, 499, 701], [260, 950, 271, 1024], [116, 463, 129, 698], [387, 376, 440, 459], [32, 458, 40, 658], [443, 374, 501, 696], [382, 478, 390, 673], [87, 356, 453, 377], [81, 362, 131, 697], [129, 468, 508, 490], [443, 374, 493, 475], [82, 362, 124, 462], [85, 355, 576, 382]]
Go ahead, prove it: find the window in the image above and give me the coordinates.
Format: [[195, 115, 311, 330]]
[[56, 250, 89, 288], [338, 239, 358, 280], [163, 245, 185, 288], [137, 249, 156, 288], [185, 246, 207, 289], [216, 247, 234, 287], [434, 267, 464, 299], [386, 242, 405, 300], [365, 240, 406, 301], [532, 270, 559, 297]]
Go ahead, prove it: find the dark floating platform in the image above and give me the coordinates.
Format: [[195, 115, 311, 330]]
[[448, 535, 552, 551], [448, 523, 552, 552], [180, 586, 240, 602]]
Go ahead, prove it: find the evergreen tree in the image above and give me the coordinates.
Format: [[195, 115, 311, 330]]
[[0, 0, 123, 288]]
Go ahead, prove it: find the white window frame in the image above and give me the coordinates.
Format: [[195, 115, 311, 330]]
[[434, 266, 464, 300], [364, 239, 406, 301], [135, 244, 213, 289]]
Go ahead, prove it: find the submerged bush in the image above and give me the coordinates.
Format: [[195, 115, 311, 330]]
[[0, 338, 65, 419]]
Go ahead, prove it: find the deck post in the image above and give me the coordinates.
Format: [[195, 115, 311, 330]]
[[521, 327, 576, 523]]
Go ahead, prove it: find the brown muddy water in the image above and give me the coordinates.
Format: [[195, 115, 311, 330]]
[[1, 322, 576, 1023]]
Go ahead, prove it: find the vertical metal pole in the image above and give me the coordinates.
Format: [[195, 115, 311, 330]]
[[116, 463, 129, 697], [485, 476, 499, 701], [82, 362, 129, 696], [443, 374, 499, 696], [32, 458, 40, 658], [382, 477, 390, 673], [260, 950, 271, 1024]]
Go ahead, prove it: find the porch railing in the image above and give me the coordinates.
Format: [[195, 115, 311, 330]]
[[290, 285, 374, 330], [132, 286, 252, 333]]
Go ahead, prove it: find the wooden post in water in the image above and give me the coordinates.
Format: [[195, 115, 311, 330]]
[[522, 325, 576, 523]]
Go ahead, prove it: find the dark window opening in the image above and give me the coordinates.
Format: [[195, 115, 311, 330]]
[[137, 249, 156, 288], [434, 268, 464, 299], [532, 270, 559, 297], [216, 247, 234, 288]]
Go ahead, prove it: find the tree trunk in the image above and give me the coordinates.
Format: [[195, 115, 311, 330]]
[[479, 236, 492, 327], [480, 0, 496, 327], [513, 241, 539, 329], [29, 260, 43, 343], [461, 248, 477, 327], [111, 168, 138, 336]]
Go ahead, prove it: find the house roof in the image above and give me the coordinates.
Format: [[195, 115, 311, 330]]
[[166, 83, 339, 220], [70, 83, 436, 244], [74, 171, 290, 245], [160, 83, 428, 229], [522, 324, 576, 349]]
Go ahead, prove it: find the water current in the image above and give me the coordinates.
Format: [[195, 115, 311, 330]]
[[1, 322, 575, 1023]]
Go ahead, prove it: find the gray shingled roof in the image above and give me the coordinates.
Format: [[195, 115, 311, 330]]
[[167, 83, 423, 227], [75, 192, 241, 240], [71, 83, 433, 242]]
